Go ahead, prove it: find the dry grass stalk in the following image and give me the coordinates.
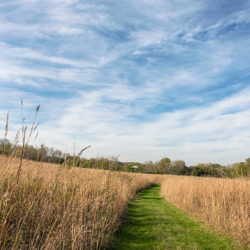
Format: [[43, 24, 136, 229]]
[[0, 105, 41, 249], [3, 112, 9, 155]]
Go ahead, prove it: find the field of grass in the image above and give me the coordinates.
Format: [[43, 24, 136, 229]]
[[0, 156, 158, 249], [161, 175, 250, 247], [0, 155, 249, 249]]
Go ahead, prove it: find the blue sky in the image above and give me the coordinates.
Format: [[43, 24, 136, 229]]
[[0, 0, 250, 165]]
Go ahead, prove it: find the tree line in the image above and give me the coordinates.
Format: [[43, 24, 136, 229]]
[[1, 139, 249, 178]]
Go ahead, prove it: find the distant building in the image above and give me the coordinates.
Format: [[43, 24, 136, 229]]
[[131, 165, 138, 172]]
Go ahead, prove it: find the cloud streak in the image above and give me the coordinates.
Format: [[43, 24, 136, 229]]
[[0, 0, 250, 165]]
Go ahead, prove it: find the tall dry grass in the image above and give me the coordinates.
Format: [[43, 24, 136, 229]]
[[161, 175, 250, 247], [0, 155, 158, 249], [1, 155, 249, 249]]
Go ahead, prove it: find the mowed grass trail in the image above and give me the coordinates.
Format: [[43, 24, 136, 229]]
[[113, 185, 241, 250]]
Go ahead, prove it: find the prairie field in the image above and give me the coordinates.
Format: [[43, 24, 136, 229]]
[[0, 156, 158, 249], [0, 155, 249, 249], [161, 175, 250, 247]]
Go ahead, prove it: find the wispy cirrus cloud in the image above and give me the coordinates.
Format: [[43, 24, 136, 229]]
[[0, 0, 250, 165]]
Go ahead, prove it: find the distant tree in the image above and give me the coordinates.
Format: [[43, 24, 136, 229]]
[[169, 160, 190, 175], [190, 164, 207, 176], [190, 163, 227, 177], [143, 161, 155, 174], [232, 160, 250, 177], [24, 145, 38, 161], [0, 138, 11, 156], [54, 150, 62, 158], [245, 158, 250, 177], [37, 144, 47, 162], [156, 157, 171, 174]]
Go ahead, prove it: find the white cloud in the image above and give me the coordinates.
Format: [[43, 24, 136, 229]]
[[28, 85, 250, 165], [1, 0, 250, 165], [133, 29, 167, 47]]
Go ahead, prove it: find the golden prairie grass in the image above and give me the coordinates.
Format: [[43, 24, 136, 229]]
[[161, 175, 250, 247], [0, 155, 158, 249], [1, 153, 249, 249]]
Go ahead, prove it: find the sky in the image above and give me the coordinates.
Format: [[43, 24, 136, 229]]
[[0, 0, 250, 165]]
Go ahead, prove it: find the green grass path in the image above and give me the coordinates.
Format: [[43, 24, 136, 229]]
[[113, 184, 241, 250]]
